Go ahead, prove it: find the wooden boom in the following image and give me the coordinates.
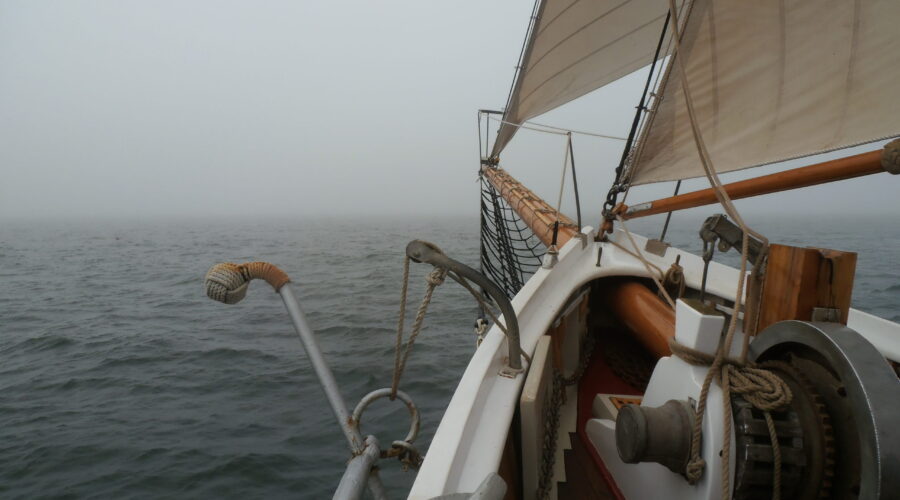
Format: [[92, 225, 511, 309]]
[[480, 166, 578, 248], [623, 146, 897, 219]]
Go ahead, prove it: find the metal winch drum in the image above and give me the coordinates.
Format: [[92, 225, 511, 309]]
[[614, 320, 900, 499], [742, 321, 900, 500]]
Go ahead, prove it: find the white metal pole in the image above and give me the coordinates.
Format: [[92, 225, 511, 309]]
[[278, 284, 388, 500]]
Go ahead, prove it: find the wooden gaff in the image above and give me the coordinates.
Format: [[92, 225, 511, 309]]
[[623, 148, 890, 220], [480, 166, 578, 248]]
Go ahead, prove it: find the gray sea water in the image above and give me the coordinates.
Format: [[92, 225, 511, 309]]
[[1, 214, 897, 499]]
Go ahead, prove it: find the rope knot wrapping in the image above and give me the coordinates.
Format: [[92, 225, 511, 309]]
[[724, 364, 792, 411], [425, 268, 447, 286], [685, 458, 706, 483], [670, 338, 792, 497], [205, 261, 290, 305]]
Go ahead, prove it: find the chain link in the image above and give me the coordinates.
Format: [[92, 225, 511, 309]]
[[535, 333, 596, 499], [536, 375, 564, 500]]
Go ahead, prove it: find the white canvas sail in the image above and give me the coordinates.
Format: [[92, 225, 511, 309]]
[[627, 0, 900, 185], [491, 0, 674, 158]]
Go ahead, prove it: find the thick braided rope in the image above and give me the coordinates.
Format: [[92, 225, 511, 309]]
[[390, 261, 447, 400], [205, 261, 290, 304], [724, 364, 791, 411], [763, 411, 783, 499], [391, 257, 412, 399], [614, 215, 676, 308], [670, 339, 792, 499], [660, 2, 777, 496]]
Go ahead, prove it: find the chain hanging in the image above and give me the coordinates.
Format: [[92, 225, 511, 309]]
[[535, 333, 596, 499]]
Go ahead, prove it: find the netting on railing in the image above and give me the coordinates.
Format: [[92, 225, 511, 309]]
[[479, 175, 544, 300]]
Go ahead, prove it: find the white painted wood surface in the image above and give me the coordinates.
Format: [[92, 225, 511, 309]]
[[408, 228, 900, 498]]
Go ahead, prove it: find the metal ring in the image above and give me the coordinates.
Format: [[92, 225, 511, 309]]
[[350, 388, 420, 447]]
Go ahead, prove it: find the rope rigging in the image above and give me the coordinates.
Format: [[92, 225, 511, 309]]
[[568, 134, 582, 232], [488, 115, 627, 141], [479, 175, 545, 300], [387, 245, 515, 470], [596, 2, 784, 498], [477, 126, 585, 341], [600, 9, 672, 235], [391, 257, 447, 401], [479, 1, 789, 492], [582, 1, 790, 496]]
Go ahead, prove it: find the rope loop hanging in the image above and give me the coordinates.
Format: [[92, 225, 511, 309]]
[[390, 256, 447, 400]]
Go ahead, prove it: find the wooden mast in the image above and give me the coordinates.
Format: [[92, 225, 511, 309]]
[[480, 166, 579, 248]]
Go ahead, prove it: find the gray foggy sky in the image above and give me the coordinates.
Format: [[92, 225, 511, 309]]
[[2, 1, 898, 221]]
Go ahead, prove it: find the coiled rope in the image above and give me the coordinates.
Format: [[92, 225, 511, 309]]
[[669, 340, 792, 498]]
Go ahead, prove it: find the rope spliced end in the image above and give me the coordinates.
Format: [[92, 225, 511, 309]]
[[882, 137, 900, 174], [205, 261, 291, 305]]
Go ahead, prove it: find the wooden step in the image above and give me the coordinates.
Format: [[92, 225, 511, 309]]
[[556, 482, 574, 500], [557, 432, 615, 499]]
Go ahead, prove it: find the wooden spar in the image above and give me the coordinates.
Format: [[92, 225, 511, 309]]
[[481, 166, 579, 248], [604, 281, 675, 358], [622, 148, 890, 219]]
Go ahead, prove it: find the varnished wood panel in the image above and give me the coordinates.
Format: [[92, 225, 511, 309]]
[[758, 244, 856, 332]]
